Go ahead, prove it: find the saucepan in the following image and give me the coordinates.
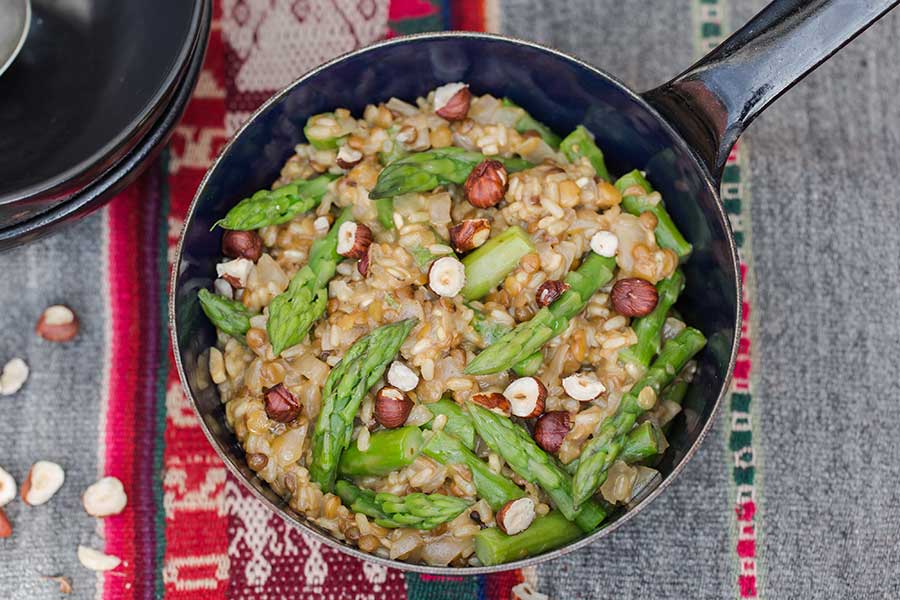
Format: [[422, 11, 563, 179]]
[[171, 0, 898, 574]]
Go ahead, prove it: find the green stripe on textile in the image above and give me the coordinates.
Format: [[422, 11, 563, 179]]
[[405, 575, 481, 600], [154, 152, 171, 599]]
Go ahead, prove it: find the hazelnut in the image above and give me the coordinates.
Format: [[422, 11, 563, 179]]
[[21, 461, 65, 506], [77, 545, 121, 572], [533, 411, 572, 453], [562, 373, 606, 402], [336, 145, 363, 169], [0, 357, 29, 396], [428, 256, 467, 298], [216, 257, 253, 289], [222, 230, 263, 261], [535, 280, 569, 307], [264, 384, 301, 423], [374, 386, 414, 428], [449, 218, 491, 253], [465, 160, 508, 208], [336, 221, 373, 259], [0, 466, 16, 506], [36, 305, 79, 342], [511, 583, 547, 600], [496, 497, 535, 535], [611, 278, 659, 317], [82, 476, 128, 517], [357, 250, 370, 277], [433, 82, 471, 121], [387, 361, 419, 392], [470, 392, 511, 417], [503, 377, 546, 418], [0, 508, 11, 538], [590, 230, 619, 257]]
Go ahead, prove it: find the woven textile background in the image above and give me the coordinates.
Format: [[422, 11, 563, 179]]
[[2, 0, 900, 598]]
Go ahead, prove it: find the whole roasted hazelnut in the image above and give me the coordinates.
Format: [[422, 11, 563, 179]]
[[465, 160, 508, 208], [532, 411, 572, 453], [222, 230, 263, 261], [374, 386, 414, 428], [611, 278, 659, 317], [264, 384, 301, 423], [535, 280, 569, 307]]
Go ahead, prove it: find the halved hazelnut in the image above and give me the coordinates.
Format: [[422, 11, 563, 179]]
[[82, 476, 128, 517], [216, 257, 253, 289], [511, 582, 549, 600], [503, 377, 546, 418], [0, 466, 16, 506], [470, 392, 511, 417], [589, 230, 619, 257], [387, 361, 419, 392], [21, 461, 65, 506], [357, 250, 370, 277], [610, 278, 658, 317], [222, 230, 263, 261], [337, 221, 373, 259], [496, 497, 535, 535], [264, 384, 301, 423], [336, 145, 363, 169], [427, 256, 466, 298], [36, 305, 79, 342], [562, 373, 606, 402], [374, 386, 414, 429], [532, 411, 572, 453], [77, 546, 121, 572], [0, 358, 28, 396], [535, 280, 569, 307], [449, 218, 491, 253], [465, 160, 508, 208], [0, 508, 11, 538], [433, 82, 471, 121]]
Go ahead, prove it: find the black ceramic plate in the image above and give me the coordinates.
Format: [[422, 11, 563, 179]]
[[0, 0, 203, 226], [0, 0, 211, 251]]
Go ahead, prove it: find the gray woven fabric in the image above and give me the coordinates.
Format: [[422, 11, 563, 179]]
[[0, 212, 107, 598]]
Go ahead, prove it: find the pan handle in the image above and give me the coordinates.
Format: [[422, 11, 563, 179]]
[[643, 0, 899, 182]]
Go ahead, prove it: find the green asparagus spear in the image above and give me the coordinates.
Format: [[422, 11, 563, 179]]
[[465, 252, 616, 374], [265, 208, 353, 355], [304, 112, 347, 150], [614, 170, 693, 260], [618, 270, 686, 367], [310, 319, 418, 491], [213, 174, 338, 230], [375, 491, 471, 529], [469, 309, 513, 347], [560, 125, 611, 181], [335, 480, 395, 524], [501, 98, 562, 149], [563, 420, 664, 475], [338, 427, 425, 477], [467, 402, 606, 531], [369, 147, 532, 199], [661, 379, 689, 407], [512, 351, 543, 376], [474, 511, 582, 566], [422, 430, 526, 511], [461, 226, 535, 301], [422, 399, 476, 450], [375, 198, 395, 229], [572, 327, 706, 505], [197, 289, 255, 341], [335, 481, 470, 530]]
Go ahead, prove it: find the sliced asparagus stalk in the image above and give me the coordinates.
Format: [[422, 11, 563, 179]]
[[461, 226, 535, 301], [619, 270, 686, 367], [560, 125, 610, 181], [337, 427, 425, 477], [614, 169, 692, 260]]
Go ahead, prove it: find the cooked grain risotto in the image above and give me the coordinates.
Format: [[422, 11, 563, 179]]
[[198, 82, 705, 567]]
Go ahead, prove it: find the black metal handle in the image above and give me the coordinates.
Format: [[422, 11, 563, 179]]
[[644, 0, 899, 182]]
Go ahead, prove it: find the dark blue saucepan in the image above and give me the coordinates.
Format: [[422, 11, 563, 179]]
[[171, 0, 898, 573]]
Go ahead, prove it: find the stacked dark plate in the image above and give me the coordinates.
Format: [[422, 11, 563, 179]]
[[0, 0, 211, 250]]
